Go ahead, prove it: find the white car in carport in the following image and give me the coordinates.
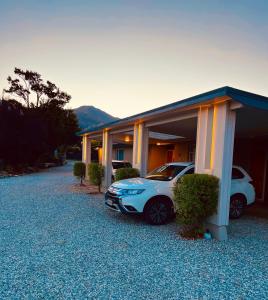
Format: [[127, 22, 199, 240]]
[[105, 162, 255, 225]]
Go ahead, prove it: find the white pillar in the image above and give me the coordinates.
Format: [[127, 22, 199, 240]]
[[195, 106, 214, 173], [132, 123, 149, 177], [195, 101, 236, 241], [82, 135, 91, 179], [132, 123, 139, 168], [102, 129, 113, 189]]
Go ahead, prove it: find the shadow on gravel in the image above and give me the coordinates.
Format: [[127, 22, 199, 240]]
[[105, 207, 176, 228]]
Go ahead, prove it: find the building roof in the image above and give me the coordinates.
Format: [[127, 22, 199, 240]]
[[80, 86, 268, 135]]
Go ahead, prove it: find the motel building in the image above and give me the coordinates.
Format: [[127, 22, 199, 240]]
[[81, 86, 268, 240]]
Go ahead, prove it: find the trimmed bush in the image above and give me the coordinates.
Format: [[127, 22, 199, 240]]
[[73, 161, 86, 185], [88, 163, 104, 192], [115, 167, 140, 181], [173, 174, 219, 238]]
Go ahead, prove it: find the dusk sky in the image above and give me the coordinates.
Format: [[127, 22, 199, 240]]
[[1, 0, 268, 118]]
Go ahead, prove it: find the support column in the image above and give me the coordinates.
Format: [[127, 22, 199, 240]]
[[132, 123, 149, 177], [132, 123, 138, 169], [195, 101, 236, 241], [82, 135, 91, 179], [195, 106, 214, 173], [102, 129, 113, 190]]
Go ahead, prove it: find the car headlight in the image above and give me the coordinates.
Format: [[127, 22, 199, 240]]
[[108, 186, 120, 194], [120, 189, 145, 196]]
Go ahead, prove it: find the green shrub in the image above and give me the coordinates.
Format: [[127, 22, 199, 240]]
[[88, 163, 104, 192], [115, 167, 140, 181], [173, 174, 219, 238], [73, 161, 86, 185]]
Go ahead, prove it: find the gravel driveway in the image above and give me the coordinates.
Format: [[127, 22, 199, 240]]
[[0, 162, 268, 299]]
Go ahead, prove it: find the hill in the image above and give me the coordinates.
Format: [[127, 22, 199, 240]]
[[74, 106, 119, 130]]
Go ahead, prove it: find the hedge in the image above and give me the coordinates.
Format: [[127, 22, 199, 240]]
[[173, 173, 219, 238], [73, 161, 86, 185], [88, 163, 104, 192], [115, 167, 140, 181]]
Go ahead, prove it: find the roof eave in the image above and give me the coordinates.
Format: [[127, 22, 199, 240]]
[[79, 86, 268, 136]]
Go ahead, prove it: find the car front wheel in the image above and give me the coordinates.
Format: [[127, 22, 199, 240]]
[[229, 195, 245, 219], [144, 199, 171, 225]]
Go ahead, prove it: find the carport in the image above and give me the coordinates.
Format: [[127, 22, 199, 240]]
[[81, 87, 268, 240]]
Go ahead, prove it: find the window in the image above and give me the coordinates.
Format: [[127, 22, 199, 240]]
[[176, 166, 194, 184], [146, 165, 187, 181], [116, 149, 124, 161], [184, 167, 195, 175], [232, 168, 244, 179]]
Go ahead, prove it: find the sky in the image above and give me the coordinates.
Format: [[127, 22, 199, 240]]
[[0, 0, 268, 118]]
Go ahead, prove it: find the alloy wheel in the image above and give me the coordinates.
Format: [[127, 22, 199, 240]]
[[149, 202, 168, 224], [230, 197, 244, 219]]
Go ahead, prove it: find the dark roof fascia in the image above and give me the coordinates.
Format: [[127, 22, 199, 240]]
[[226, 87, 268, 110]]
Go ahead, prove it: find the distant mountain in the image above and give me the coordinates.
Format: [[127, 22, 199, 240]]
[[74, 105, 119, 130]]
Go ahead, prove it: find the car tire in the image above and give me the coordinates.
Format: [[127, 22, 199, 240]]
[[229, 195, 246, 219], [144, 199, 171, 225]]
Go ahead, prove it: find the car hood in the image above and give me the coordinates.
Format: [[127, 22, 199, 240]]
[[112, 177, 162, 189]]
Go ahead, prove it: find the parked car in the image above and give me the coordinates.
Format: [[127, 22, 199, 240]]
[[112, 160, 132, 180], [105, 162, 255, 225]]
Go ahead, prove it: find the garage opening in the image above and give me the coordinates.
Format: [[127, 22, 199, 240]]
[[146, 114, 198, 172], [233, 107, 268, 215]]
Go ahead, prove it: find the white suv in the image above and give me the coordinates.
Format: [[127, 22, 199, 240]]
[[105, 162, 255, 225]]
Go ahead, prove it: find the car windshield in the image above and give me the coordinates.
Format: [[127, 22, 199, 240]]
[[145, 165, 187, 181], [112, 162, 132, 169]]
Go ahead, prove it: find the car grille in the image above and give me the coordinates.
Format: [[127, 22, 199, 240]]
[[106, 191, 120, 204]]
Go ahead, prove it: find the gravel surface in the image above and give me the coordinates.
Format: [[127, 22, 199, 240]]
[[0, 162, 268, 299]]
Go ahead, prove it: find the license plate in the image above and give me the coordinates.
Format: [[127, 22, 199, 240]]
[[107, 199, 113, 206]]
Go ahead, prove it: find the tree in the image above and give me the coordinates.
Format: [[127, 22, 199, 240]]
[[73, 162, 86, 185], [1, 68, 80, 169], [4, 68, 71, 108], [88, 163, 104, 192], [0, 98, 49, 167]]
